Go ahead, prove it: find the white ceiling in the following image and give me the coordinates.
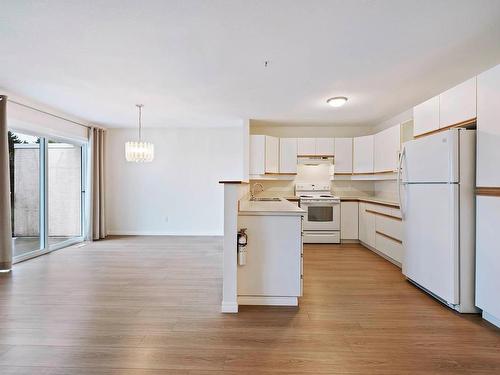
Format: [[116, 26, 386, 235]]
[[1, 0, 500, 128]]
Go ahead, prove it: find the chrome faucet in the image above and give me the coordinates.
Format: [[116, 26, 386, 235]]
[[250, 183, 264, 200]]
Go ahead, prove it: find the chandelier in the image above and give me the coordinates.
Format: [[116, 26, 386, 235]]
[[125, 104, 154, 162]]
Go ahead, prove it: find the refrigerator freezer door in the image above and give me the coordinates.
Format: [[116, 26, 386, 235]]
[[402, 130, 459, 183], [402, 183, 459, 305]]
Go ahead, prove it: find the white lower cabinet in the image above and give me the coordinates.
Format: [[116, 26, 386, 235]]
[[375, 233, 403, 265], [358, 202, 403, 266], [237, 215, 302, 298], [375, 213, 402, 240], [359, 203, 376, 248], [341, 201, 358, 240], [476, 196, 500, 326]]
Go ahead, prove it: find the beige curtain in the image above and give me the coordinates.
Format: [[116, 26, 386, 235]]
[[90, 127, 106, 240], [0, 96, 12, 271]]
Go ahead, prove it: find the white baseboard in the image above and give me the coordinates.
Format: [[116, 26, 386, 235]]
[[221, 301, 238, 313], [107, 230, 223, 237], [482, 311, 500, 328], [238, 296, 298, 306]]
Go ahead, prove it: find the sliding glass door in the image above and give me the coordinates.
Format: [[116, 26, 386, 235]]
[[8, 131, 86, 263], [47, 140, 83, 249], [8, 131, 43, 259]]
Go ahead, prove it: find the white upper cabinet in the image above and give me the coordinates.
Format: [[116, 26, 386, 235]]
[[265, 136, 279, 173], [279, 138, 297, 174], [477, 64, 500, 187], [297, 138, 334, 156], [374, 124, 401, 173], [249, 135, 279, 175], [249, 135, 265, 175], [439, 77, 476, 128], [334, 138, 353, 174], [353, 135, 374, 174], [315, 138, 335, 156], [297, 138, 316, 156], [413, 95, 440, 137]]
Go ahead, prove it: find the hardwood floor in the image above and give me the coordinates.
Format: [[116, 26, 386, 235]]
[[0, 237, 498, 374]]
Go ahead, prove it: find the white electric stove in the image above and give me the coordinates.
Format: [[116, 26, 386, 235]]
[[295, 183, 341, 243]]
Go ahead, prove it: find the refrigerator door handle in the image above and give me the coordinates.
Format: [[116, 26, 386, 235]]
[[397, 145, 406, 219]]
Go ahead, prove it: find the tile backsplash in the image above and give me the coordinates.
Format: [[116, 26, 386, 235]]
[[374, 180, 398, 201], [250, 179, 375, 198]]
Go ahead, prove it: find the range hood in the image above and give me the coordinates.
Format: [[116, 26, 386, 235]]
[[297, 156, 334, 166]]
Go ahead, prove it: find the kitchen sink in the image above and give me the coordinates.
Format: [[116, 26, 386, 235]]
[[250, 197, 281, 201]]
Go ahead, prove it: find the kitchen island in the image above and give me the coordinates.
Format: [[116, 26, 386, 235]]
[[219, 182, 305, 313], [237, 198, 305, 307]]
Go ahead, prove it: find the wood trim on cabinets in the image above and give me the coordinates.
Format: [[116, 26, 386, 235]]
[[219, 181, 249, 184], [341, 198, 359, 203], [414, 118, 476, 139], [476, 187, 500, 196], [351, 171, 396, 176], [365, 209, 402, 221], [335, 172, 353, 176], [264, 172, 298, 175], [372, 170, 396, 175], [352, 198, 400, 208], [297, 154, 334, 158], [376, 230, 403, 244]]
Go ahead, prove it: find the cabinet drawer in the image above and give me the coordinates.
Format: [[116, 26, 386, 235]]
[[365, 203, 392, 215], [375, 232, 403, 265], [375, 215, 402, 241], [391, 208, 402, 219], [303, 231, 340, 244]]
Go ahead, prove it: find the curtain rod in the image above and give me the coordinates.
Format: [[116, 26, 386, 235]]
[[6, 98, 106, 131]]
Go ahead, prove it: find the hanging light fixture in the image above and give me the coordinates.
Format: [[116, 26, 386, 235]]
[[125, 104, 154, 162]]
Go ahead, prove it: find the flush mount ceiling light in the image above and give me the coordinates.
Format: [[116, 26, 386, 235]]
[[125, 104, 154, 162], [326, 96, 348, 107]]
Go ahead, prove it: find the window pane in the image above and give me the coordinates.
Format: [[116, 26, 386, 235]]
[[9, 131, 42, 258], [48, 141, 82, 246]]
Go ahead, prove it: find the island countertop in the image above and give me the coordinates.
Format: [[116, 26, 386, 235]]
[[238, 198, 305, 216]]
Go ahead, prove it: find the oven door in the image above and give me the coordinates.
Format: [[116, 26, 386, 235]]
[[301, 201, 340, 231]]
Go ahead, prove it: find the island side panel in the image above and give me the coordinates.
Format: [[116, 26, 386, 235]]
[[221, 183, 249, 313], [237, 215, 302, 300]]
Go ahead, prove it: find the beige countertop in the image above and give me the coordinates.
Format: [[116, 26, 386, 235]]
[[253, 193, 399, 208], [339, 196, 400, 208], [238, 198, 305, 216]]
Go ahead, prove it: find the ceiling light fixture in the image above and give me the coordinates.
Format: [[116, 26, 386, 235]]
[[327, 96, 348, 107], [125, 104, 154, 162]]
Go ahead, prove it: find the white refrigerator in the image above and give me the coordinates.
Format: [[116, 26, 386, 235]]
[[399, 129, 478, 313]]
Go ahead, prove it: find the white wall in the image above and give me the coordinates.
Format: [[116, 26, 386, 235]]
[[106, 126, 246, 236], [372, 109, 413, 133]]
